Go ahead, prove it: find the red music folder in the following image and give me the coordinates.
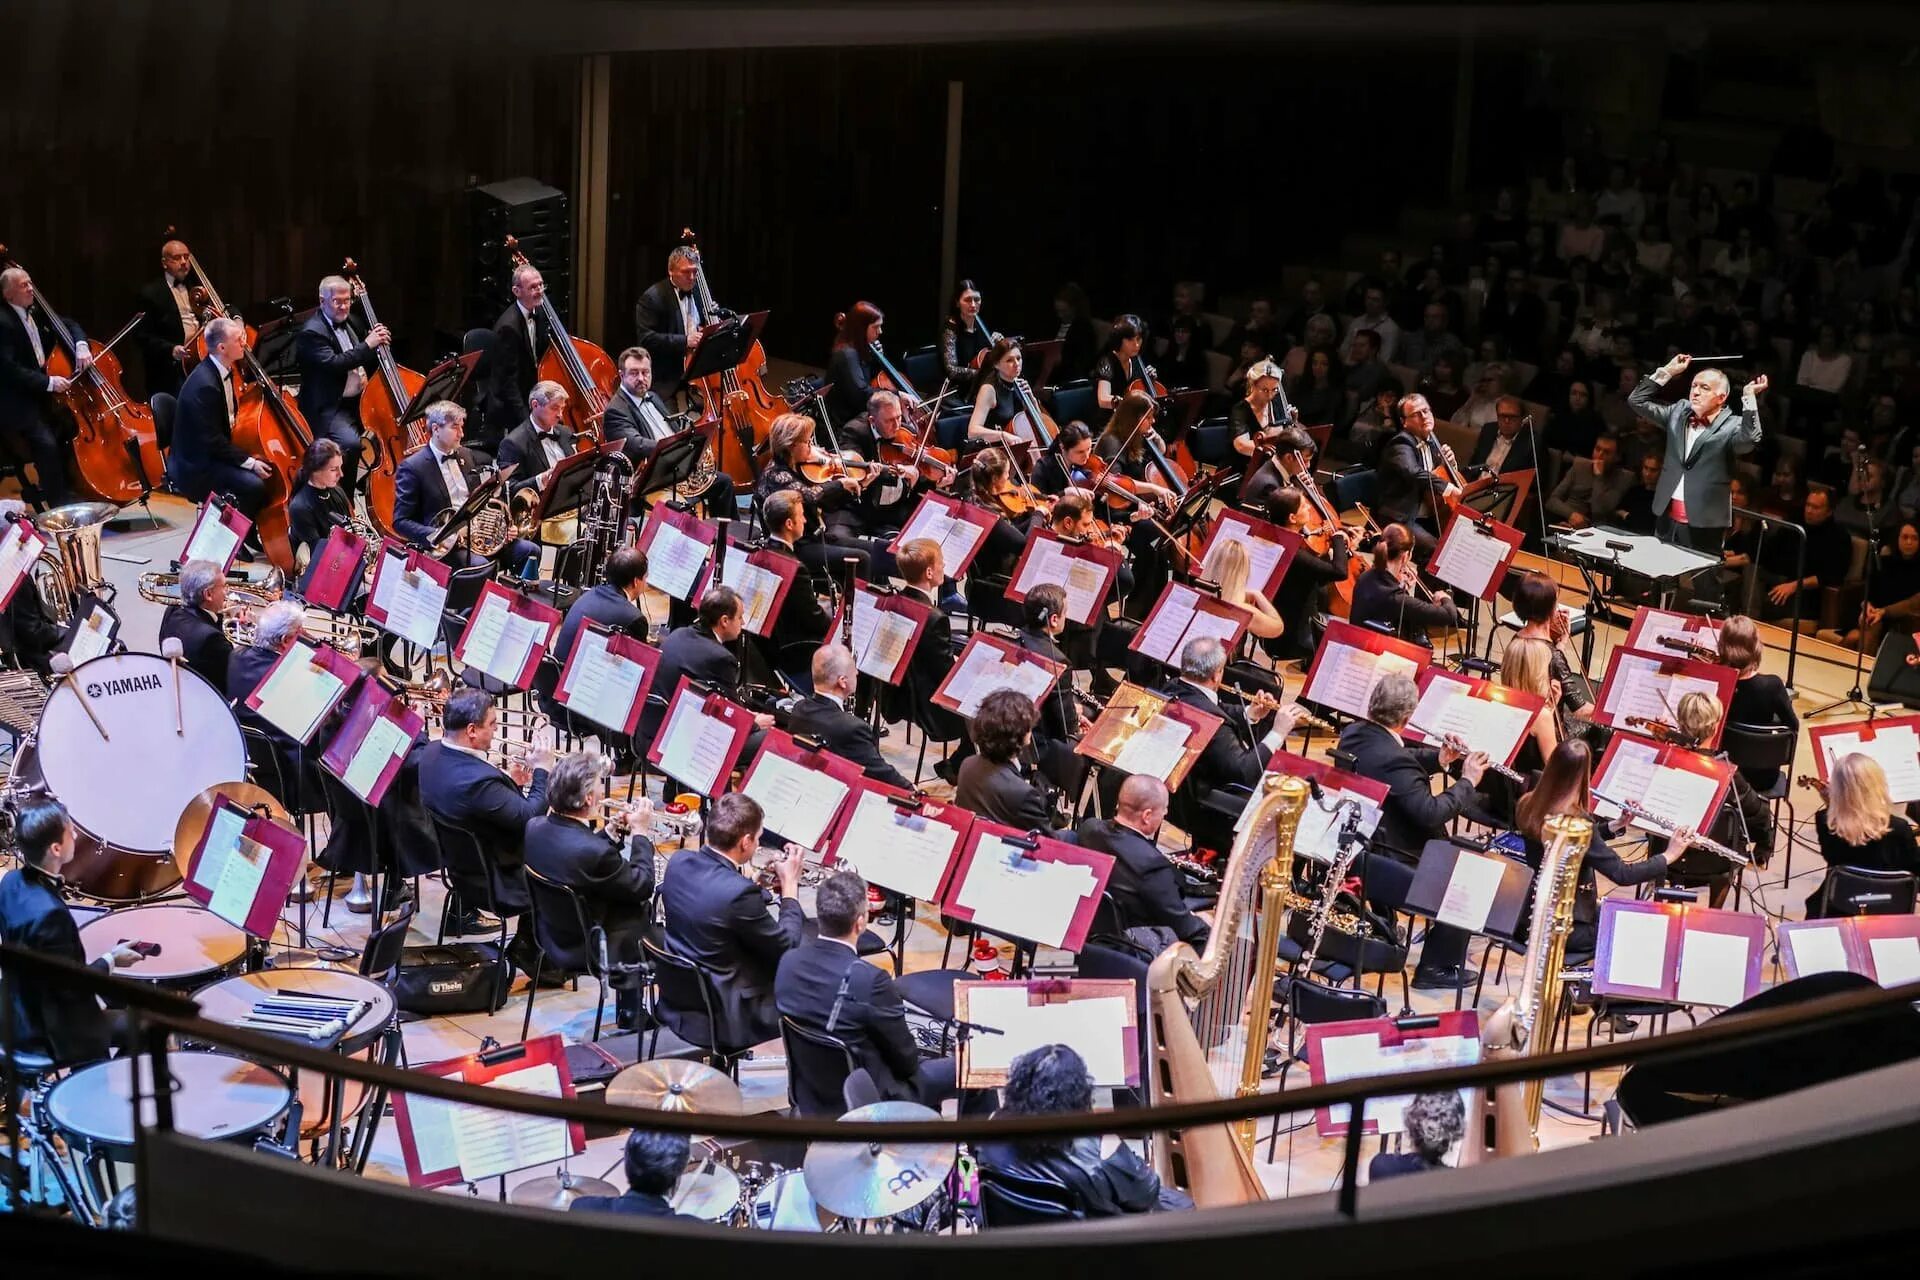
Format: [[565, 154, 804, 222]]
[[1624, 605, 1723, 659], [940, 821, 1115, 952], [553, 621, 659, 736], [1197, 509, 1298, 597], [1780, 916, 1920, 986], [182, 496, 251, 572], [366, 540, 452, 649], [827, 583, 934, 685], [182, 793, 308, 939], [1591, 899, 1766, 1008], [1301, 618, 1433, 721], [932, 633, 1067, 718], [1128, 580, 1252, 666], [888, 491, 1001, 579], [1006, 528, 1123, 625], [1427, 509, 1524, 601], [1304, 1011, 1481, 1138], [243, 637, 360, 744], [1592, 730, 1733, 839], [634, 503, 716, 602], [644, 676, 755, 798], [1401, 665, 1545, 768], [390, 1034, 586, 1190], [1593, 646, 1737, 747], [691, 543, 799, 638], [822, 781, 974, 902], [454, 582, 561, 690], [304, 525, 369, 612], [319, 677, 424, 807], [0, 517, 49, 611], [737, 729, 867, 851], [1807, 714, 1920, 804]]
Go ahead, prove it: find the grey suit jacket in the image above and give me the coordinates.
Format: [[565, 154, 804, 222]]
[[1627, 375, 1762, 530]]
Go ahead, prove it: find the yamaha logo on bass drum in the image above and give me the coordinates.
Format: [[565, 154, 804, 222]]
[[85, 674, 166, 699]]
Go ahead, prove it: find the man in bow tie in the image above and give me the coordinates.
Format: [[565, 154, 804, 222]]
[[496, 380, 576, 494], [1628, 352, 1766, 556], [0, 266, 85, 509], [133, 237, 198, 398], [632, 246, 707, 404], [295, 274, 391, 491]]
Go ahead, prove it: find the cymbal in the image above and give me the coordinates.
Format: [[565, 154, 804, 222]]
[[604, 1059, 744, 1115], [509, 1172, 618, 1209], [801, 1101, 953, 1220], [669, 1160, 742, 1221]]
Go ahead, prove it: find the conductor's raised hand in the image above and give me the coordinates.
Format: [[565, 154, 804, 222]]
[[1662, 353, 1692, 378], [1748, 373, 1769, 396]]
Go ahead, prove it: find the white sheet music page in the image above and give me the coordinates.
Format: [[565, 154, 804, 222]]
[[948, 643, 1045, 718], [1787, 925, 1851, 978], [1180, 602, 1244, 653], [1136, 585, 1201, 663], [743, 751, 849, 851], [1822, 725, 1920, 803], [207, 831, 271, 929], [1203, 520, 1285, 597], [1593, 736, 1661, 819], [446, 1062, 569, 1182], [1635, 610, 1721, 656], [462, 595, 542, 685], [656, 692, 732, 794], [1016, 538, 1106, 622], [1430, 519, 1508, 597], [0, 522, 45, 603], [1869, 936, 1920, 987], [343, 715, 411, 800], [1605, 909, 1670, 989], [863, 612, 916, 682], [647, 520, 709, 600], [729, 558, 783, 633], [371, 552, 445, 648], [1602, 653, 1718, 726], [955, 838, 1095, 948], [1636, 764, 1720, 837], [1435, 850, 1506, 932], [183, 506, 240, 568], [966, 987, 1131, 1086], [1290, 789, 1384, 861], [1110, 715, 1191, 778], [1675, 928, 1749, 1007], [69, 606, 114, 662], [837, 790, 957, 900], [902, 500, 986, 572], [1308, 642, 1420, 720], [254, 642, 346, 742], [1322, 1034, 1480, 1133], [191, 805, 249, 895], [562, 630, 645, 732]]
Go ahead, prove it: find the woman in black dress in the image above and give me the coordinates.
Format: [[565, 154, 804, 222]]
[[1350, 522, 1459, 642], [1091, 315, 1146, 420], [941, 278, 996, 388], [1717, 614, 1797, 789], [287, 438, 352, 594], [824, 301, 886, 425], [963, 337, 1034, 449]]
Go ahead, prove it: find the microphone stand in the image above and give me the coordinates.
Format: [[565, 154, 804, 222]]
[[1808, 450, 1884, 719]]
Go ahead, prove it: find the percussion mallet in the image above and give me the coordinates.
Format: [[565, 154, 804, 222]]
[[49, 652, 110, 742], [162, 636, 185, 735]]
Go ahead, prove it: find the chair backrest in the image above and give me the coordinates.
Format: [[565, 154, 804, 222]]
[[641, 934, 724, 1052], [842, 1066, 882, 1112], [525, 865, 599, 977], [1820, 866, 1918, 917], [1722, 720, 1796, 773], [903, 346, 943, 392], [779, 1016, 860, 1117], [150, 392, 177, 449], [1333, 466, 1377, 510], [360, 903, 418, 983], [976, 1163, 1082, 1227], [1050, 380, 1096, 427], [1087, 891, 1129, 945], [444, 564, 496, 618], [428, 814, 502, 919], [1289, 974, 1389, 1024], [239, 724, 290, 804]]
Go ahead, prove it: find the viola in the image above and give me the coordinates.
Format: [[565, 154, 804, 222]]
[[0, 245, 164, 504], [873, 414, 959, 488], [984, 481, 1052, 521], [680, 228, 779, 485], [339, 258, 425, 538]]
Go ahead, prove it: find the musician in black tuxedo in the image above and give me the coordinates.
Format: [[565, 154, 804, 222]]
[[133, 238, 198, 399], [881, 538, 966, 757], [776, 871, 988, 1117], [1333, 672, 1489, 989], [1012, 583, 1092, 797], [760, 489, 833, 686], [226, 602, 324, 814], [788, 645, 910, 789], [481, 262, 551, 453], [569, 1131, 696, 1220], [294, 275, 390, 490], [418, 688, 553, 931], [495, 380, 576, 496], [0, 801, 144, 1066], [1078, 775, 1209, 950], [955, 690, 1061, 830], [160, 559, 234, 692], [659, 793, 806, 1050], [632, 246, 705, 404], [634, 587, 774, 748], [169, 317, 272, 518], [390, 400, 536, 571], [1374, 392, 1457, 555], [602, 346, 735, 520], [541, 547, 648, 722], [0, 265, 83, 508], [1165, 635, 1305, 852]]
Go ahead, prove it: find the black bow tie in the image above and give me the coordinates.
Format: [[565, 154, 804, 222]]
[[677, 290, 692, 301], [537, 430, 556, 441]]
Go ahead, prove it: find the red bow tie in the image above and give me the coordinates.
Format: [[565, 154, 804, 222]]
[[1690, 411, 1712, 430]]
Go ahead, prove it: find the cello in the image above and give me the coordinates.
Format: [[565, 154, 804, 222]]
[[680, 228, 781, 486], [230, 326, 312, 574], [338, 258, 424, 537], [1129, 353, 1196, 489], [504, 236, 615, 442], [0, 245, 165, 504]]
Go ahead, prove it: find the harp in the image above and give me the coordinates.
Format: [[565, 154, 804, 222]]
[[1145, 772, 1309, 1206]]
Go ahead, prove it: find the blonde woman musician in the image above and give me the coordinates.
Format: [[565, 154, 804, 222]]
[[1209, 539, 1285, 641], [1499, 635, 1563, 771], [1809, 753, 1920, 917]]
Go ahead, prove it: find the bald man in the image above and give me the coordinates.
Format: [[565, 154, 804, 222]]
[[135, 238, 201, 398], [1077, 774, 1209, 950], [1628, 353, 1766, 555], [786, 644, 909, 790]]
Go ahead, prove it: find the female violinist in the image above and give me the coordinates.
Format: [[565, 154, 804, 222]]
[[1230, 358, 1290, 458], [1090, 315, 1147, 419], [1033, 421, 1098, 496], [1263, 487, 1357, 663], [941, 279, 997, 386], [287, 439, 352, 593], [964, 338, 1033, 448], [1350, 522, 1459, 643], [825, 302, 886, 425], [756, 412, 894, 580]]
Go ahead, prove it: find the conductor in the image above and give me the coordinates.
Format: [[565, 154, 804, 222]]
[[1626, 353, 1766, 555]]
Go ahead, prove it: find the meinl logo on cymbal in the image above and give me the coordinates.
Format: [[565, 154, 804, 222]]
[[86, 674, 164, 699]]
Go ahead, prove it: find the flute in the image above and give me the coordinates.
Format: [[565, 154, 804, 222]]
[[1435, 731, 1526, 783], [1597, 794, 1750, 866]]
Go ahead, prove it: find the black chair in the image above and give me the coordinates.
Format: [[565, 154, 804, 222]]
[[780, 1016, 860, 1117], [976, 1163, 1080, 1227], [842, 1067, 882, 1111], [359, 902, 417, 985], [1816, 865, 1918, 917], [149, 392, 178, 490], [443, 563, 496, 622], [1188, 415, 1237, 467], [517, 866, 600, 1043], [1048, 380, 1096, 428], [1720, 720, 1796, 875], [428, 816, 514, 951], [1332, 466, 1378, 511], [640, 935, 751, 1076], [1265, 976, 1388, 1159], [934, 407, 972, 452], [903, 345, 944, 393]]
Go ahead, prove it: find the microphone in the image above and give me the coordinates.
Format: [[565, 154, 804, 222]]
[[1604, 539, 1634, 552]]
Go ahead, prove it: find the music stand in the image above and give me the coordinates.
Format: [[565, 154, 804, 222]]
[[683, 309, 768, 385], [630, 427, 712, 504], [400, 351, 483, 426], [1405, 838, 1534, 942], [253, 305, 315, 381], [1807, 714, 1920, 803]]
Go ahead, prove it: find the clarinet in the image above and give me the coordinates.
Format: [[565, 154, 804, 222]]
[[712, 517, 729, 587]]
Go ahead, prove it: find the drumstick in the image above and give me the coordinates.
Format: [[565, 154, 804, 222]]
[[161, 636, 185, 735], [49, 653, 109, 742]]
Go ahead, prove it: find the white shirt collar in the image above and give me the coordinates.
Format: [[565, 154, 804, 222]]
[[208, 353, 232, 378], [821, 934, 860, 953], [1180, 678, 1220, 706]]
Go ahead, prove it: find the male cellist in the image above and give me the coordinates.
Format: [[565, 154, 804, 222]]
[[171, 316, 272, 518]]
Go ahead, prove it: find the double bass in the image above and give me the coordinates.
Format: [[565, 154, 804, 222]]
[[231, 327, 313, 574], [504, 236, 615, 442], [0, 245, 165, 504], [173, 237, 257, 370], [680, 228, 782, 486], [338, 258, 424, 536]]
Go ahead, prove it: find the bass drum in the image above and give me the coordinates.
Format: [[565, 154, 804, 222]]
[[15, 652, 246, 901]]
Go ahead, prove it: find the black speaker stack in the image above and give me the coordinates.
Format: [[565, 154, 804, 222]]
[[466, 177, 570, 333]]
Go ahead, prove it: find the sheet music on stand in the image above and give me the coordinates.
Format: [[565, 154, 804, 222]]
[[1256, 751, 1388, 857], [554, 622, 658, 736], [390, 1035, 586, 1189], [1592, 731, 1732, 838], [1591, 900, 1765, 1008], [1301, 619, 1431, 721], [366, 542, 451, 649], [827, 583, 933, 685], [1072, 681, 1220, 790], [888, 492, 999, 579], [691, 544, 797, 638], [60, 600, 119, 663], [1624, 606, 1723, 657], [932, 633, 1065, 719], [942, 822, 1115, 952], [1197, 510, 1297, 597], [303, 524, 370, 613], [243, 637, 359, 744], [1304, 1011, 1481, 1137], [1128, 581, 1251, 667], [1593, 646, 1737, 747], [319, 678, 423, 807], [1427, 509, 1523, 601], [1006, 529, 1122, 625], [634, 504, 716, 602], [181, 496, 249, 573], [645, 677, 754, 798], [738, 730, 863, 852], [1808, 713, 1920, 804], [1405, 838, 1535, 939], [823, 782, 973, 902], [0, 518, 49, 611], [1402, 666, 1543, 768], [455, 582, 561, 690], [957, 979, 1139, 1088], [183, 794, 307, 938]]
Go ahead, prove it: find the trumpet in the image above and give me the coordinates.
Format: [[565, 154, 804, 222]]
[[753, 845, 850, 892], [485, 708, 553, 771]]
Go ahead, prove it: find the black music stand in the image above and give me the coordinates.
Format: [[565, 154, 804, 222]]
[[253, 304, 314, 381], [401, 352, 483, 427], [684, 310, 768, 385], [630, 429, 712, 510], [525, 441, 617, 520], [428, 465, 513, 551]]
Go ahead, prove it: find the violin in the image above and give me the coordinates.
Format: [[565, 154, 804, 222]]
[[339, 258, 425, 538], [872, 403, 959, 488], [984, 480, 1053, 520], [505, 236, 615, 442], [1797, 773, 1827, 794], [680, 229, 776, 485], [1623, 714, 1697, 747], [797, 448, 909, 487]]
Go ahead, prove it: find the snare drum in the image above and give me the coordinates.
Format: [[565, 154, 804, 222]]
[[43, 1051, 292, 1223], [669, 1158, 743, 1225], [750, 1169, 839, 1232], [14, 652, 246, 901], [79, 903, 248, 992]]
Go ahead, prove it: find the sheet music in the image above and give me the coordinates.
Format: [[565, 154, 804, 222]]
[[371, 551, 446, 648], [1637, 765, 1721, 837], [1320, 1032, 1479, 1132], [191, 805, 249, 896], [1605, 909, 1671, 989], [1634, 610, 1721, 656], [409, 1061, 570, 1183], [947, 643, 1055, 718], [1203, 519, 1285, 594], [1136, 585, 1202, 663], [955, 837, 1096, 948], [207, 831, 271, 929], [656, 693, 734, 794], [743, 750, 849, 850], [1307, 642, 1421, 720], [0, 523, 44, 603], [836, 791, 958, 899], [1430, 520, 1509, 597], [1408, 682, 1533, 762], [647, 520, 710, 600], [68, 606, 114, 662], [965, 988, 1130, 1086], [1787, 925, 1851, 978], [462, 595, 543, 684], [728, 558, 783, 633], [183, 507, 240, 568], [1869, 936, 1920, 987], [253, 643, 345, 742], [1291, 790, 1383, 861], [1821, 725, 1920, 803], [1016, 538, 1106, 623], [1593, 736, 1660, 820], [342, 715, 411, 800], [560, 629, 644, 731], [1109, 715, 1192, 778], [1602, 653, 1720, 726], [901, 500, 987, 572], [1435, 850, 1506, 932], [849, 594, 916, 681], [1675, 928, 1749, 1007]]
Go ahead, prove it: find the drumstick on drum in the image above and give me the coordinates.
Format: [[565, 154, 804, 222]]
[[162, 637, 185, 735], [49, 653, 110, 742]]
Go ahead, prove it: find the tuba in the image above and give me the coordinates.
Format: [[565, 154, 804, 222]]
[[30, 502, 119, 624]]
